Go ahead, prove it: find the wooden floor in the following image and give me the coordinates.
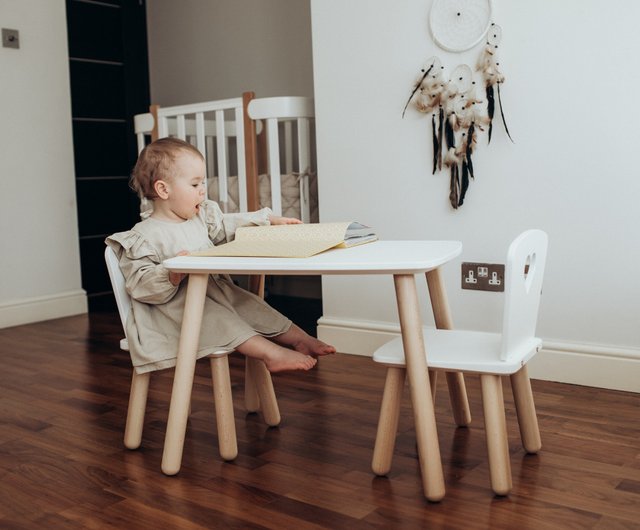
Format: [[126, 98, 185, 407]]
[[1, 313, 639, 529]]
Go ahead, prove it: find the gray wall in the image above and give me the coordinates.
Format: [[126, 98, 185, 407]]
[[146, 0, 314, 105]]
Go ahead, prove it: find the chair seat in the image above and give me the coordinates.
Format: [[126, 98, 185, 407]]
[[373, 327, 541, 375]]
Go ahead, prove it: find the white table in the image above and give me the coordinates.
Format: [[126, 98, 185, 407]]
[[163, 240, 471, 501]]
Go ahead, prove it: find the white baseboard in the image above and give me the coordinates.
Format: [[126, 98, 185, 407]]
[[317, 317, 640, 393], [0, 289, 88, 329]]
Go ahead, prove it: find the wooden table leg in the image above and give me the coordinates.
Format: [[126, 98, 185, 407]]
[[426, 268, 472, 427], [245, 274, 266, 412], [161, 273, 208, 475], [394, 274, 445, 502]]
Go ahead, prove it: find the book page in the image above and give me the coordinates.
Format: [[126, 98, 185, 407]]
[[234, 222, 352, 243], [190, 221, 375, 258], [191, 238, 340, 258]]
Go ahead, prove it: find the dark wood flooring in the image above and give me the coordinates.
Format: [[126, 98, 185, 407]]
[[1, 313, 639, 529]]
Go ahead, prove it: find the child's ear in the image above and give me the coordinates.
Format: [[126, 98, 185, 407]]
[[154, 179, 170, 199]]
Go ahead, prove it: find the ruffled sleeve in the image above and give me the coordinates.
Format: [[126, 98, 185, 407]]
[[202, 200, 272, 245], [105, 230, 179, 304]]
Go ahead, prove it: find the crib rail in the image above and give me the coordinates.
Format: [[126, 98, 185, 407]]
[[133, 95, 315, 221], [248, 97, 315, 223]]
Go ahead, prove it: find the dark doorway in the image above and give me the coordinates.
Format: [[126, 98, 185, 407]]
[[66, 0, 150, 311]]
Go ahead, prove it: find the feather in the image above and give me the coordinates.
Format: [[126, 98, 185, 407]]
[[459, 158, 469, 206], [486, 84, 495, 143], [444, 147, 458, 167], [445, 114, 456, 149], [402, 63, 435, 118], [432, 113, 438, 174], [496, 83, 514, 143], [437, 107, 444, 170], [449, 164, 459, 209], [466, 123, 475, 180]]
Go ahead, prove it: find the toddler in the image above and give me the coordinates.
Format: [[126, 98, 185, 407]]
[[106, 137, 335, 374]]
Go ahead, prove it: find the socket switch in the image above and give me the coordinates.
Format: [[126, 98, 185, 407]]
[[2, 28, 19, 49], [461, 262, 505, 292]]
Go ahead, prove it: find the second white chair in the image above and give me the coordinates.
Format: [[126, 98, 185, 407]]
[[371, 229, 548, 495]]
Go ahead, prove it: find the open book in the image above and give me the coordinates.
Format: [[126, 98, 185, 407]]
[[191, 222, 377, 258]]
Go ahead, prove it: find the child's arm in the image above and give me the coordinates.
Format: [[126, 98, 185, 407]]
[[168, 251, 189, 286], [203, 200, 272, 244], [119, 251, 180, 304], [106, 233, 182, 304]]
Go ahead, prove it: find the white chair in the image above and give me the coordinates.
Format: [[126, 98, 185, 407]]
[[105, 246, 279, 463], [372, 229, 548, 496]]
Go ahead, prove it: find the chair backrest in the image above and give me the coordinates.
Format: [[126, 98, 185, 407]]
[[500, 229, 548, 361], [248, 96, 315, 222], [105, 246, 131, 336]]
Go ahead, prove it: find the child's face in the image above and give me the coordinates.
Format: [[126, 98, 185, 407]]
[[165, 151, 206, 220]]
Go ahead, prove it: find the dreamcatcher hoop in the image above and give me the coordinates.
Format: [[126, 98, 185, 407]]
[[429, 0, 493, 52]]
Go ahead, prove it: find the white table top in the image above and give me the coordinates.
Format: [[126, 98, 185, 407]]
[[163, 240, 462, 276]]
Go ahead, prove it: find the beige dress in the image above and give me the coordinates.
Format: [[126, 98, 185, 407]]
[[105, 200, 291, 374]]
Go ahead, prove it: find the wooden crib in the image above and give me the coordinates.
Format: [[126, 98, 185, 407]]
[[133, 91, 317, 223]]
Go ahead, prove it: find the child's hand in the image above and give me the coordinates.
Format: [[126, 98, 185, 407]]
[[169, 250, 189, 286], [269, 215, 302, 225]]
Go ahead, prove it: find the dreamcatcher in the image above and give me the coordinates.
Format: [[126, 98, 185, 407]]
[[403, 0, 513, 209]]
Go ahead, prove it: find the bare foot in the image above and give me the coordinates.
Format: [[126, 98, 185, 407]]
[[263, 348, 318, 373], [272, 324, 336, 357], [292, 336, 336, 357]]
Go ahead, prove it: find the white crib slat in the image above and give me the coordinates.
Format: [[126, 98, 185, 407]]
[[206, 136, 215, 193], [158, 116, 169, 138], [195, 113, 206, 157], [234, 106, 248, 212], [215, 110, 229, 212], [266, 118, 282, 216], [297, 117, 311, 223], [194, 113, 208, 193], [176, 115, 186, 140]]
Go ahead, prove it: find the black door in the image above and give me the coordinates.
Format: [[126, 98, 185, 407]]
[[66, 0, 150, 311]]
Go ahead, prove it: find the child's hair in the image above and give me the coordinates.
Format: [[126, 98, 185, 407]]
[[130, 137, 204, 199]]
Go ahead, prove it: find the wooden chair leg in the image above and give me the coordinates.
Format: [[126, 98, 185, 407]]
[[510, 366, 542, 454], [124, 371, 150, 450], [480, 374, 512, 496], [251, 360, 281, 426], [446, 372, 472, 427], [245, 357, 261, 413], [372, 366, 406, 476], [209, 355, 238, 461]]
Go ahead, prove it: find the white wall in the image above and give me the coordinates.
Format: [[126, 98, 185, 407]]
[[0, 0, 86, 327], [146, 0, 314, 105], [311, 0, 640, 392]]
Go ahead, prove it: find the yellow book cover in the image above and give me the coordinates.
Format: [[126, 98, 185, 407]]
[[191, 222, 377, 258]]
